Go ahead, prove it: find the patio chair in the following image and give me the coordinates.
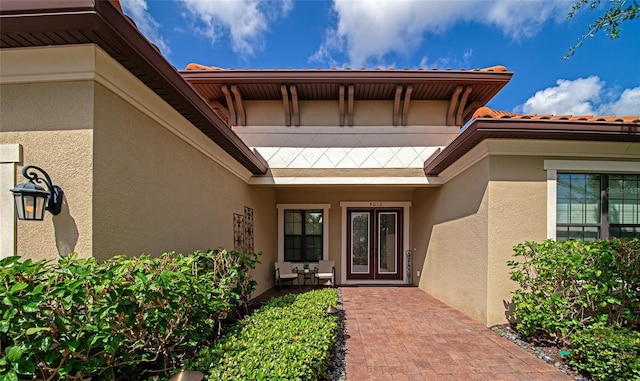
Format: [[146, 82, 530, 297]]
[[274, 261, 298, 290], [315, 260, 335, 286]]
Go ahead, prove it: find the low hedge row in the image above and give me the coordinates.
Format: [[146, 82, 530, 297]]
[[0, 249, 260, 381], [568, 325, 640, 381], [186, 288, 339, 380], [508, 238, 640, 381]]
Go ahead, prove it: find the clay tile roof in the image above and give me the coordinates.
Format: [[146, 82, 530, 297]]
[[185, 63, 224, 71], [472, 107, 640, 124], [477, 65, 508, 72], [110, 0, 123, 12], [183, 63, 509, 73]]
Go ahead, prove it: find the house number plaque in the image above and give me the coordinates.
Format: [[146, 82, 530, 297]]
[[369, 202, 384, 207]]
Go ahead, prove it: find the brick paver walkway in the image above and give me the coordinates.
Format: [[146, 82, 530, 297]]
[[342, 287, 572, 380]]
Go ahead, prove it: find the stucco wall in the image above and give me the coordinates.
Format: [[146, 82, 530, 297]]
[[243, 99, 449, 126], [486, 155, 548, 326], [91, 72, 277, 296], [0, 45, 277, 296], [0, 80, 94, 261], [414, 157, 490, 323]]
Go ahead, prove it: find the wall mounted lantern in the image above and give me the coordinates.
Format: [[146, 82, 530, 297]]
[[10, 165, 64, 221]]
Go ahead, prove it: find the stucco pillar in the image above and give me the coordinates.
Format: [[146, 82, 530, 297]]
[[0, 144, 21, 258]]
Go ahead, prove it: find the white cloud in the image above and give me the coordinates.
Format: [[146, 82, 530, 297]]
[[518, 77, 640, 116], [599, 87, 640, 115], [181, 0, 293, 56], [120, 0, 171, 55], [314, 0, 569, 68]]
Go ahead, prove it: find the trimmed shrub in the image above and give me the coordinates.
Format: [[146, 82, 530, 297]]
[[508, 238, 640, 342], [0, 249, 260, 381], [186, 288, 339, 380], [568, 325, 640, 381]]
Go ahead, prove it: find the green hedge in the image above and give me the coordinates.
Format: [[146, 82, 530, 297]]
[[187, 288, 339, 380], [0, 249, 260, 381], [508, 238, 640, 341], [568, 325, 640, 381], [508, 238, 640, 380]]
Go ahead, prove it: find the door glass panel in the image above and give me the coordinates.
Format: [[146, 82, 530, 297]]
[[378, 212, 397, 274], [351, 212, 369, 274]]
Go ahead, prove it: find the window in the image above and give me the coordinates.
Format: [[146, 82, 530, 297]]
[[284, 210, 323, 262], [557, 173, 640, 241]]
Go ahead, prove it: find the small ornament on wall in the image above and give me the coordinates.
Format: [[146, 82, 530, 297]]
[[233, 207, 254, 253], [233, 213, 245, 251], [244, 206, 254, 253]]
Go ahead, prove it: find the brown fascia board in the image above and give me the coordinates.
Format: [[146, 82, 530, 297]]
[[180, 69, 513, 85], [0, 0, 268, 175], [423, 118, 640, 175]]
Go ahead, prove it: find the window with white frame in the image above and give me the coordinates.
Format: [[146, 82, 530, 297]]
[[284, 209, 323, 262], [557, 173, 640, 241], [277, 204, 330, 263]]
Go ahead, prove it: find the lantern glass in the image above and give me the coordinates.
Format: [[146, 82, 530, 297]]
[[12, 187, 48, 221]]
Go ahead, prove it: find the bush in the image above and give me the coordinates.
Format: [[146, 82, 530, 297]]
[[0, 249, 260, 381], [508, 238, 640, 342], [568, 325, 640, 381], [186, 288, 339, 380]]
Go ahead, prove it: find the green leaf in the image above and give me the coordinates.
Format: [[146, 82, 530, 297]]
[[5, 346, 23, 363], [0, 370, 19, 381], [9, 283, 29, 293], [25, 326, 49, 335], [22, 303, 39, 313]]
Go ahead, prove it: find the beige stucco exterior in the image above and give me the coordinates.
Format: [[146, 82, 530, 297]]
[[414, 157, 490, 323], [0, 45, 278, 296], [0, 79, 95, 261], [413, 139, 640, 326]]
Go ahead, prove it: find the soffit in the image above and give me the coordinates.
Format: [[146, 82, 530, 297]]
[[0, 0, 268, 175]]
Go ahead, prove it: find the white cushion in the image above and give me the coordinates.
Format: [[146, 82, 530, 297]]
[[315, 272, 333, 278]]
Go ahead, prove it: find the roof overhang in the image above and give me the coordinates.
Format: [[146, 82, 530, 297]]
[[0, 0, 268, 175], [180, 68, 513, 126], [424, 118, 640, 175]]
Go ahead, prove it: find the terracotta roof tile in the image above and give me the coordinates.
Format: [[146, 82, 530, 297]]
[[183, 63, 508, 72], [185, 63, 224, 71], [110, 0, 122, 12], [472, 107, 640, 124]]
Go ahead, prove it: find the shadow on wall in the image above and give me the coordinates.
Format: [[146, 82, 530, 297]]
[[503, 298, 517, 324], [53, 197, 78, 256]]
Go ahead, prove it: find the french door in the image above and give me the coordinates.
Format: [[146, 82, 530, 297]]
[[347, 208, 403, 280]]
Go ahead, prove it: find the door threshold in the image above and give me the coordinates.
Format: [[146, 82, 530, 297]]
[[342, 280, 408, 286]]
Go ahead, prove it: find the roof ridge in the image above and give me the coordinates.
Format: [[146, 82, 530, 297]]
[[473, 107, 640, 123]]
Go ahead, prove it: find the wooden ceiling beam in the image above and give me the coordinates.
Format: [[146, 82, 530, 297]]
[[221, 85, 237, 126], [393, 85, 403, 126], [230, 85, 245, 126], [290, 85, 300, 126], [402, 85, 413, 126], [347, 84, 354, 126], [446, 86, 463, 126], [455, 86, 473, 126], [280, 85, 291, 126], [339, 85, 345, 126]]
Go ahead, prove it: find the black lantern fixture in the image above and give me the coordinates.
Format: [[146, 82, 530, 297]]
[[10, 165, 64, 221]]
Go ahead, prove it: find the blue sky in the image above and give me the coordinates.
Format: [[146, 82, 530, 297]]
[[121, 0, 640, 116]]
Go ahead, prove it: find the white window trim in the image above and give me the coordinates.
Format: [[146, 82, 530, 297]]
[[276, 204, 330, 266], [0, 144, 22, 258], [544, 160, 640, 240], [339, 201, 411, 285]]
